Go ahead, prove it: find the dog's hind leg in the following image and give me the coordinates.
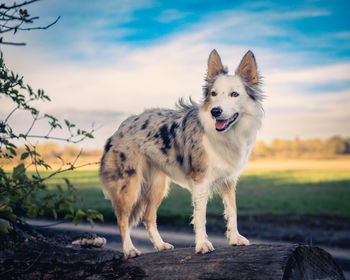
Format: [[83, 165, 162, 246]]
[[143, 171, 174, 251], [111, 175, 142, 259], [221, 181, 250, 246]]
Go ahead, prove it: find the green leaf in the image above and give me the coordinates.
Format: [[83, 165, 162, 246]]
[[38, 208, 45, 216], [63, 178, 73, 188], [23, 199, 32, 206], [73, 209, 86, 225], [0, 218, 13, 235], [64, 214, 73, 219], [0, 205, 17, 221], [87, 217, 95, 228], [27, 205, 38, 218], [76, 209, 86, 217], [20, 152, 29, 160], [73, 215, 83, 225], [56, 184, 63, 193], [12, 164, 26, 181], [0, 196, 10, 207]]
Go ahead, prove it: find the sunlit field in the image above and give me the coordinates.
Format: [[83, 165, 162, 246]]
[[29, 159, 350, 225]]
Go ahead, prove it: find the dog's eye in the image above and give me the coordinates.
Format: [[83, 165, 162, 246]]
[[230, 92, 239, 97], [210, 91, 217, 97]]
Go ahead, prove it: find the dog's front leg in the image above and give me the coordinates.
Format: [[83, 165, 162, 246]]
[[192, 184, 214, 254], [222, 182, 250, 246]]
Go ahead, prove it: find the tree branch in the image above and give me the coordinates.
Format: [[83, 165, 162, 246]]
[[0, 40, 26, 45], [0, 0, 40, 10], [15, 16, 60, 31]]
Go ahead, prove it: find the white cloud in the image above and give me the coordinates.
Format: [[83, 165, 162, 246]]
[[155, 9, 190, 23]]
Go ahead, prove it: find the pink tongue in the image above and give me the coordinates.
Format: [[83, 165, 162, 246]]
[[216, 119, 228, 130]]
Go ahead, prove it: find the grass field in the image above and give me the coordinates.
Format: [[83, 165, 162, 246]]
[[36, 161, 350, 226]]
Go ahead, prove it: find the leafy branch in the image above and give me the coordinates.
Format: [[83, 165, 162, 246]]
[[0, 0, 60, 46], [0, 1, 103, 239], [0, 54, 103, 235]]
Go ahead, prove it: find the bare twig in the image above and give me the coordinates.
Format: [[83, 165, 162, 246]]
[[23, 248, 44, 272], [40, 161, 100, 183], [32, 145, 42, 181], [0, 0, 39, 10], [3, 105, 20, 124], [24, 114, 39, 138], [71, 149, 83, 167], [0, 0, 60, 46], [26, 135, 92, 143], [15, 16, 60, 32], [0, 40, 26, 46]]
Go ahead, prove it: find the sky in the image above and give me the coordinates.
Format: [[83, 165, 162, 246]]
[[1, 0, 350, 148]]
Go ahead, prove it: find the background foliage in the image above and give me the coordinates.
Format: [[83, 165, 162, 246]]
[[0, 0, 102, 240]]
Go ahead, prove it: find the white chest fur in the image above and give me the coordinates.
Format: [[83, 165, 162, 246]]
[[202, 112, 261, 188]]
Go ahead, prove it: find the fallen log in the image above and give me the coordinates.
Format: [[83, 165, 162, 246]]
[[124, 244, 345, 280], [0, 242, 345, 279]]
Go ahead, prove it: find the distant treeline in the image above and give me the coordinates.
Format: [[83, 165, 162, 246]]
[[0, 143, 102, 168], [250, 136, 350, 159], [1, 136, 350, 167]]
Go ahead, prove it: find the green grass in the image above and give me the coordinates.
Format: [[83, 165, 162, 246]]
[[39, 169, 350, 224]]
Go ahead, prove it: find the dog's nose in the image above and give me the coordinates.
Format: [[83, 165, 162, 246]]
[[211, 107, 222, 118]]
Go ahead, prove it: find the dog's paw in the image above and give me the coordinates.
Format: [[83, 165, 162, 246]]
[[124, 247, 141, 259], [155, 242, 174, 251], [229, 233, 250, 246], [195, 239, 215, 254]]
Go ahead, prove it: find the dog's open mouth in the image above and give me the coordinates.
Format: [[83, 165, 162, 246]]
[[215, 113, 239, 131]]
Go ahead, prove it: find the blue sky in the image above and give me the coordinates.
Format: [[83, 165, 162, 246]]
[[1, 0, 350, 148]]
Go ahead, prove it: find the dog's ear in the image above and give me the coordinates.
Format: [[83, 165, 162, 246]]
[[236, 50, 259, 86], [206, 49, 224, 82]]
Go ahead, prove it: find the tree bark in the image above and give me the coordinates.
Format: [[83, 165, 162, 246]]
[[0, 242, 345, 280]]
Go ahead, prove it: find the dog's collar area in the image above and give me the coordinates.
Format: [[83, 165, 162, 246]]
[[215, 112, 239, 131]]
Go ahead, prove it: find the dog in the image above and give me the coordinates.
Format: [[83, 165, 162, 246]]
[[100, 50, 263, 258]]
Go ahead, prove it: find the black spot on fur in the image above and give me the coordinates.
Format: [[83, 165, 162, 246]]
[[182, 110, 192, 131], [157, 112, 162, 116], [188, 154, 192, 168], [141, 119, 149, 130], [159, 124, 171, 155], [101, 137, 112, 171], [119, 132, 124, 138], [134, 117, 139, 122], [154, 133, 159, 138], [125, 168, 136, 177], [120, 152, 126, 162], [176, 154, 184, 166], [170, 122, 179, 139], [121, 185, 127, 191], [147, 131, 151, 137], [104, 137, 112, 153]]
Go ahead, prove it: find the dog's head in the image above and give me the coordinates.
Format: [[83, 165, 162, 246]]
[[203, 50, 262, 132]]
